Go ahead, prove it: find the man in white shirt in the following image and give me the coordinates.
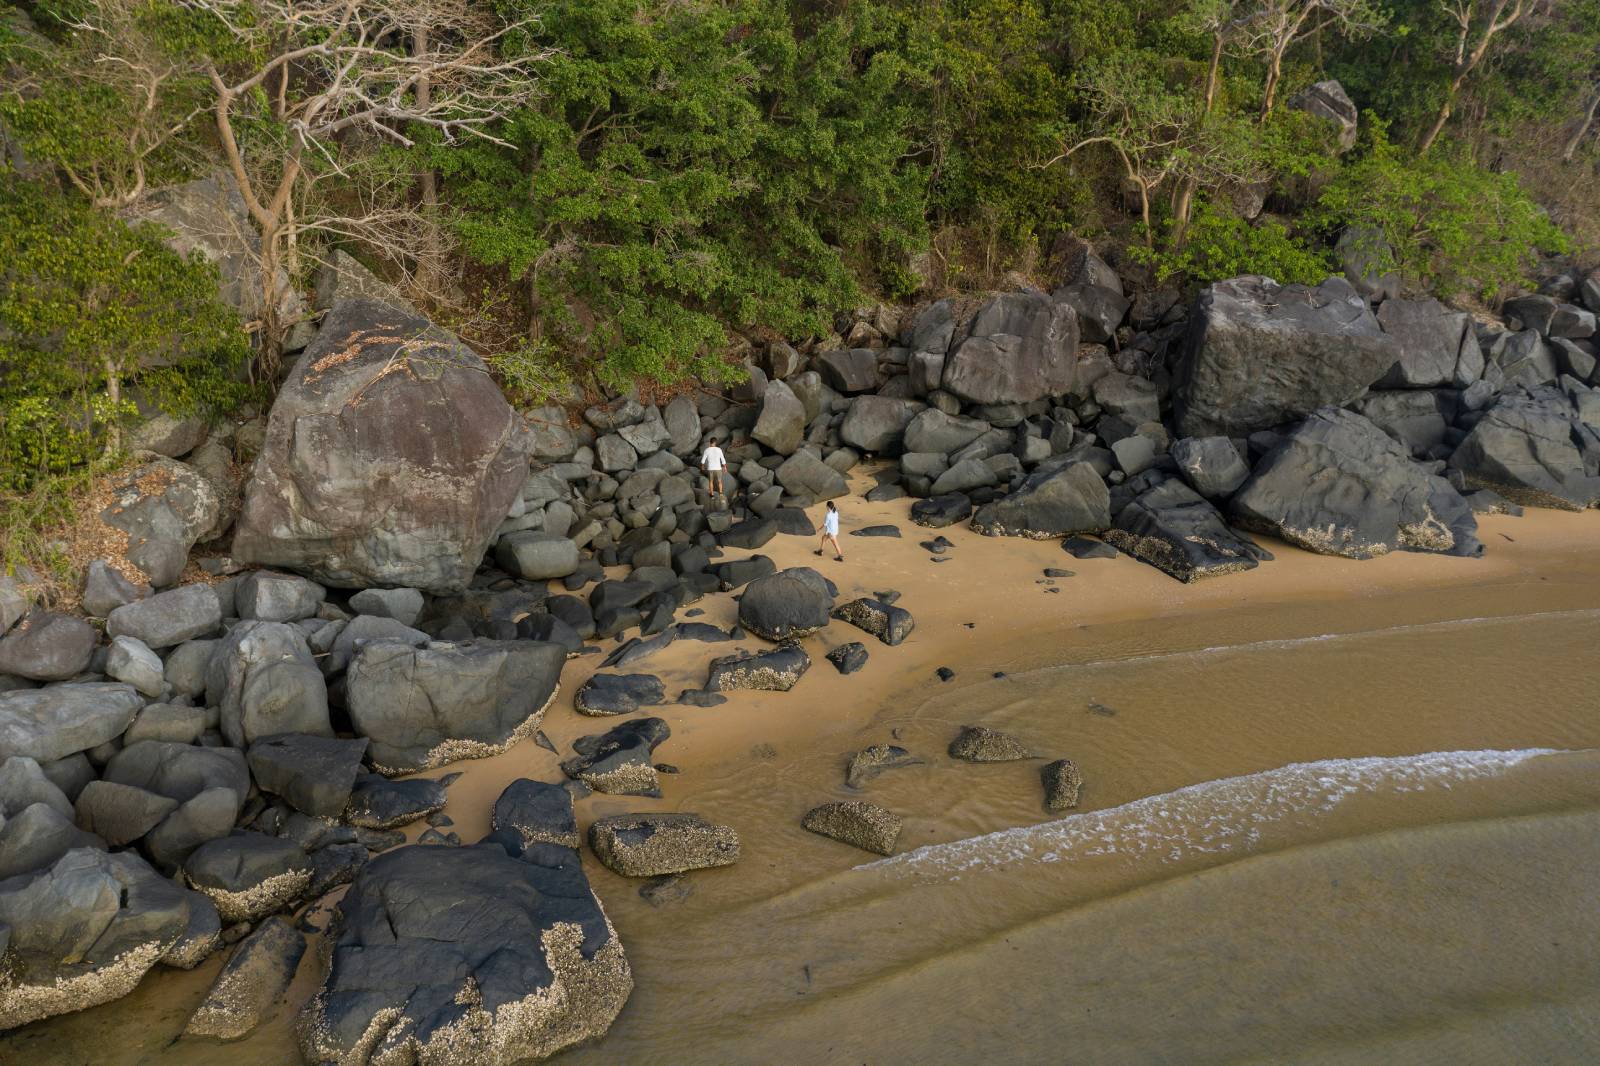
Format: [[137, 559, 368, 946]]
[[700, 438, 727, 499]]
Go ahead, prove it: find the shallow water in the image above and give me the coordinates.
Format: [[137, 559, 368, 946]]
[[12, 569, 1600, 1065]]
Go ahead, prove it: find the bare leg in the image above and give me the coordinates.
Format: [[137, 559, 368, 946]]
[[827, 534, 844, 561]]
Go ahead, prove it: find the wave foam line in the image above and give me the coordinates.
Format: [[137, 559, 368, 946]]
[[862, 749, 1564, 880]]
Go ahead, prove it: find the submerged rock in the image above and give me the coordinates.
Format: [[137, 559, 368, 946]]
[[1041, 759, 1084, 811], [298, 840, 631, 1065], [183, 916, 306, 1041], [587, 813, 741, 877], [802, 801, 902, 856], [948, 725, 1034, 763], [845, 744, 921, 789]]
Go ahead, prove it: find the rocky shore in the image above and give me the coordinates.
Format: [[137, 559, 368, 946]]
[[4, 241, 1600, 1060]]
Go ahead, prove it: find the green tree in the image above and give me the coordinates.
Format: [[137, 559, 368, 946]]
[[0, 177, 248, 485]]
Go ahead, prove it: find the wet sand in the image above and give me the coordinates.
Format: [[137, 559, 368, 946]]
[[11, 473, 1600, 1064]]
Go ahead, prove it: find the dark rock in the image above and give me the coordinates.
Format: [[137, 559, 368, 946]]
[[839, 396, 926, 453], [815, 348, 879, 393], [491, 778, 579, 848], [739, 568, 835, 641], [1062, 536, 1116, 559], [909, 493, 973, 528], [342, 774, 447, 830], [826, 642, 870, 675], [323, 615, 429, 675], [346, 588, 424, 627], [775, 449, 848, 501], [831, 598, 915, 646], [233, 299, 530, 594], [850, 524, 901, 538], [575, 673, 667, 717], [948, 725, 1032, 762], [971, 463, 1108, 538], [1056, 283, 1130, 345], [752, 379, 807, 455], [845, 744, 919, 789], [718, 516, 778, 550], [942, 291, 1080, 405], [1041, 759, 1083, 811], [802, 801, 901, 856], [184, 916, 306, 1040], [496, 532, 581, 580], [588, 813, 740, 877], [72, 781, 177, 846], [935, 667, 955, 682], [599, 629, 678, 669], [0, 611, 97, 682], [106, 584, 222, 649], [298, 840, 631, 1064], [247, 734, 369, 818], [183, 833, 312, 923], [0, 684, 143, 764], [1354, 390, 1451, 457], [919, 536, 954, 554], [706, 644, 811, 692], [1232, 407, 1482, 558], [561, 718, 671, 797], [1448, 386, 1600, 510], [0, 803, 106, 880], [677, 688, 727, 707], [1175, 276, 1399, 438], [1375, 297, 1480, 389], [673, 622, 733, 644], [1105, 479, 1266, 582], [206, 621, 331, 748], [346, 639, 564, 774], [0, 847, 201, 1029], [1171, 437, 1250, 499]]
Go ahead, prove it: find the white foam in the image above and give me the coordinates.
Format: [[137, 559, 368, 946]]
[[862, 749, 1563, 881]]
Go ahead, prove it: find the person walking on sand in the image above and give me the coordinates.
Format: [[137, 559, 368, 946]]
[[701, 436, 727, 501], [815, 500, 844, 562]]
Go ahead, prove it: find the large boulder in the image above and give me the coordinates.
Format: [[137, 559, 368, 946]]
[[99, 459, 223, 588], [0, 611, 97, 681], [0, 803, 106, 880], [1287, 80, 1359, 153], [839, 396, 926, 454], [1170, 437, 1250, 499], [0, 685, 143, 764], [1232, 407, 1482, 558], [182, 833, 311, 923], [298, 840, 631, 1065], [205, 621, 331, 748], [0, 847, 201, 1030], [941, 291, 1080, 405], [1104, 478, 1267, 582], [751, 379, 807, 456], [903, 409, 990, 456], [345, 639, 565, 774], [1175, 276, 1400, 438], [1448, 385, 1600, 510], [1375, 297, 1482, 389], [233, 298, 530, 593], [247, 734, 370, 818], [775, 449, 848, 501], [705, 644, 811, 692], [738, 568, 835, 641], [971, 462, 1110, 538], [106, 583, 222, 649]]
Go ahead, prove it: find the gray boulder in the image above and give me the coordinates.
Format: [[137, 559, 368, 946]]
[[247, 734, 370, 818], [903, 409, 989, 455], [971, 462, 1110, 538], [0, 847, 200, 1029], [236, 571, 326, 622], [561, 717, 670, 797], [72, 781, 177, 847], [105, 636, 165, 697], [775, 449, 848, 501], [99, 459, 222, 588], [345, 639, 565, 774], [0, 611, 97, 681], [1175, 276, 1400, 438], [0, 685, 143, 764], [1171, 437, 1250, 499], [183, 832, 312, 923], [941, 291, 1080, 405], [0, 578, 30, 636], [184, 916, 306, 1041], [144, 788, 243, 873], [0, 803, 106, 880], [206, 621, 331, 748], [233, 299, 530, 594], [1353, 390, 1451, 456], [815, 348, 879, 393], [574, 674, 667, 717], [343, 774, 447, 829], [323, 615, 429, 676], [588, 813, 740, 877], [496, 531, 580, 580], [124, 703, 208, 746], [738, 568, 835, 641], [1105, 478, 1267, 582], [347, 587, 425, 627], [664, 394, 702, 454], [1288, 80, 1359, 152], [1375, 297, 1481, 389], [752, 379, 807, 455], [297, 840, 631, 1065], [1232, 407, 1482, 558], [81, 560, 149, 619], [1448, 385, 1600, 510], [0, 757, 73, 819], [1055, 283, 1129, 345], [106, 583, 222, 649], [839, 396, 926, 454]]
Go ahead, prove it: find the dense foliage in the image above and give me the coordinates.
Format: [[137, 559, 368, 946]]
[[1, 0, 1598, 416], [0, 176, 249, 487]]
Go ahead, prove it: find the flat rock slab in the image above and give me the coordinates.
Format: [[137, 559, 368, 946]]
[[705, 644, 811, 692], [0, 685, 144, 764], [802, 801, 902, 856], [849, 525, 901, 538], [909, 493, 973, 529], [575, 674, 667, 717], [845, 744, 921, 789], [184, 915, 306, 1040], [247, 734, 370, 818], [588, 813, 741, 877], [341, 774, 447, 830], [297, 840, 631, 1065]]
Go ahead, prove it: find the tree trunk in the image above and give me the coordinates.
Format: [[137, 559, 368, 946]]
[[1204, 34, 1223, 116], [1171, 179, 1197, 247], [103, 355, 123, 456], [413, 26, 442, 297], [1563, 88, 1600, 162], [258, 224, 284, 383], [1417, 74, 1467, 154], [1260, 49, 1285, 119]]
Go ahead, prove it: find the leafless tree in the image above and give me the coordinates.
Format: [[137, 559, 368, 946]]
[[1239, 0, 1384, 120], [1416, 0, 1531, 153]]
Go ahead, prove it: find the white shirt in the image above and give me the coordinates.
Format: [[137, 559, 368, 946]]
[[701, 445, 726, 471], [824, 509, 839, 536]]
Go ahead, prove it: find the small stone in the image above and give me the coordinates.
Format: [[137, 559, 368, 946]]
[[936, 667, 955, 682], [639, 873, 693, 907], [844, 744, 919, 789], [802, 801, 902, 856], [1041, 759, 1083, 811], [948, 724, 1033, 762], [826, 643, 869, 675]]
